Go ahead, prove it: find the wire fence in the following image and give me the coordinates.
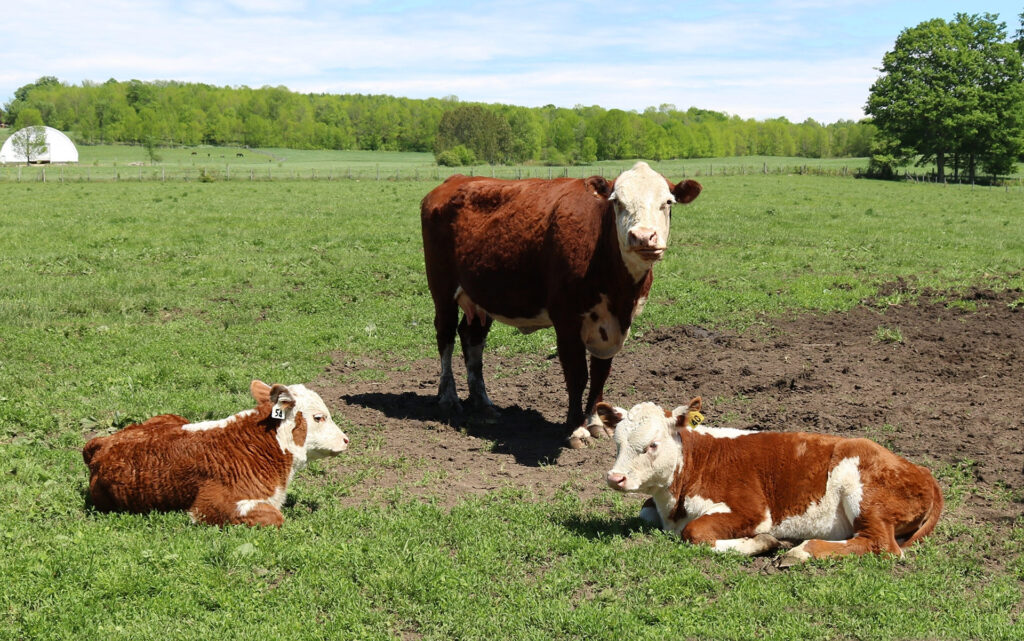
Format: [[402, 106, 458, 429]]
[[2, 162, 1023, 190]]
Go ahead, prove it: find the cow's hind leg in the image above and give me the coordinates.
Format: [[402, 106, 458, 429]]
[[459, 314, 498, 418], [778, 522, 902, 567], [434, 298, 462, 415]]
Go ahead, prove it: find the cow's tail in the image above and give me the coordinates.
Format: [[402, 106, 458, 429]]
[[900, 469, 944, 550]]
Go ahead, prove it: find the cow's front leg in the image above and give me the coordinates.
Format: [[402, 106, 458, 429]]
[[583, 356, 614, 439], [680, 512, 782, 556], [458, 314, 498, 419], [555, 324, 590, 448]]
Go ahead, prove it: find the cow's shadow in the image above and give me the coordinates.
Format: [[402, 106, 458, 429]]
[[341, 391, 568, 467]]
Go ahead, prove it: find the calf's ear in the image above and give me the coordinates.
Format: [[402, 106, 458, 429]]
[[672, 179, 702, 204], [671, 396, 702, 427], [268, 384, 296, 421], [594, 402, 623, 428], [251, 380, 272, 403], [585, 175, 612, 199]]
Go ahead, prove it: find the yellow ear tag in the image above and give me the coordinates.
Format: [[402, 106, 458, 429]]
[[687, 410, 705, 427]]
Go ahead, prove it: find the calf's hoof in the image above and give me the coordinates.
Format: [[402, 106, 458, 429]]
[[587, 422, 614, 439], [776, 542, 812, 569]]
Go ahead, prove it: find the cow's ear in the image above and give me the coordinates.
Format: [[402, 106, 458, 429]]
[[586, 175, 612, 199], [672, 179, 702, 204], [250, 380, 272, 403], [594, 402, 623, 428], [673, 396, 704, 428], [268, 384, 295, 421]]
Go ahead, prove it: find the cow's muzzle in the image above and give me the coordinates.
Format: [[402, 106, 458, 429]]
[[628, 227, 665, 261], [606, 472, 628, 490]]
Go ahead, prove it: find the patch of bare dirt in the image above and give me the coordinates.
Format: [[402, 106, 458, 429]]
[[316, 288, 1024, 529]]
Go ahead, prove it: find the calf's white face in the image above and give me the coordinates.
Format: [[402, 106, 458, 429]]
[[284, 383, 350, 459], [251, 380, 349, 462], [603, 401, 688, 493]]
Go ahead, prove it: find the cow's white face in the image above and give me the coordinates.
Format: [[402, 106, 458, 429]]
[[610, 162, 676, 279], [251, 380, 349, 464], [608, 162, 702, 282], [284, 384, 350, 459], [604, 401, 688, 493]]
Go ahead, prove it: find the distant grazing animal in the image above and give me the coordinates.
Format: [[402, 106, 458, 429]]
[[421, 162, 701, 448], [236, 152, 244, 157], [82, 380, 349, 527], [602, 398, 942, 565]]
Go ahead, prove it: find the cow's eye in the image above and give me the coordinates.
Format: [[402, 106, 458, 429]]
[[648, 441, 659, 453], [313, 414, 325, 423]]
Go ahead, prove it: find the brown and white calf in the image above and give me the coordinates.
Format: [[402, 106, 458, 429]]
[[421, 161, 701, 447], [601, 398, 942, 564], [83, 380, 349, 527]]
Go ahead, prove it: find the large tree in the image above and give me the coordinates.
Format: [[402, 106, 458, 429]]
[[9, 126, 49, 165], [866, 13, 1024, 181], [433, 105, 512, 164]]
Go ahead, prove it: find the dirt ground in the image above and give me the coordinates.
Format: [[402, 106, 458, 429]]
[[318, 287, 1023, 529]]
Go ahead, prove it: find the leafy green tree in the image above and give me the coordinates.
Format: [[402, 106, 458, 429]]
[[9, 125, 49, 165], [434, 105, 512, 164], [867, 13, 1024, 180]]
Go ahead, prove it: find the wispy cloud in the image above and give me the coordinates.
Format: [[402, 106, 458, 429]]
[[1, 1, 1019, 122]]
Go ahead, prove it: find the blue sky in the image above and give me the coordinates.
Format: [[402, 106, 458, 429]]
[[1, 1, 1021, 123]]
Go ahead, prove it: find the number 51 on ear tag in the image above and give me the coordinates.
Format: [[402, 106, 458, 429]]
[[272, 405, 285, 420]]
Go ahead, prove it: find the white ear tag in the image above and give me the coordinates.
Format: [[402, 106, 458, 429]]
[[271, 404, 286, 420]]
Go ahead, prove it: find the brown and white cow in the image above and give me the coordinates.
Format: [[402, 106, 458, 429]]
[[82, 380, 349, 527], [421, 162, 701, 447], [602, 398, 942, 565]]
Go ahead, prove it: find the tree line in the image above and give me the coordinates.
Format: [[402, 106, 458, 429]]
[[2, 77, 874, 165]]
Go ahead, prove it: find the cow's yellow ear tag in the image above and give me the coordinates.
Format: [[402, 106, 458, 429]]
[[687, 410, 705, 427]]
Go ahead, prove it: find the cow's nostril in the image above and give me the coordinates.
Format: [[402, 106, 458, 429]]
[[628, 227, 658, 248]]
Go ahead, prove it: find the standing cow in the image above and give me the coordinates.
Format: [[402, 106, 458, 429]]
[[421, 162, 701, 447]]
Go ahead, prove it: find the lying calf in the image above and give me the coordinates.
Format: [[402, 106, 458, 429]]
[[83, 380, 349, 526], [601, 398, 942, 565]]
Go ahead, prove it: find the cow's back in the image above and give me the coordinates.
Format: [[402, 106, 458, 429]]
[[421, 175, 612, 318], [84, 414, 201, 512]]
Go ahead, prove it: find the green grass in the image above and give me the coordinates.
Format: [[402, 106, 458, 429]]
[[1, 173, 1022, 640], [8, 142, 1001, 183]]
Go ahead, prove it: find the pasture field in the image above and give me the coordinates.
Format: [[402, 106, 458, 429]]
[[0, 143, 907, 182], [1, 173, 1022, 640]]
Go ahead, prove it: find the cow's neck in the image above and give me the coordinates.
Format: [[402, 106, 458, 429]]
[[229, 405, 297, 480]]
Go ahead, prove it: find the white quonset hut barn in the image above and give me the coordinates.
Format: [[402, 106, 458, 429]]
[[0, 126, 79, 164]]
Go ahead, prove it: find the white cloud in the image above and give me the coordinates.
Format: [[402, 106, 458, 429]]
[[2, 0, 1014, 122]]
